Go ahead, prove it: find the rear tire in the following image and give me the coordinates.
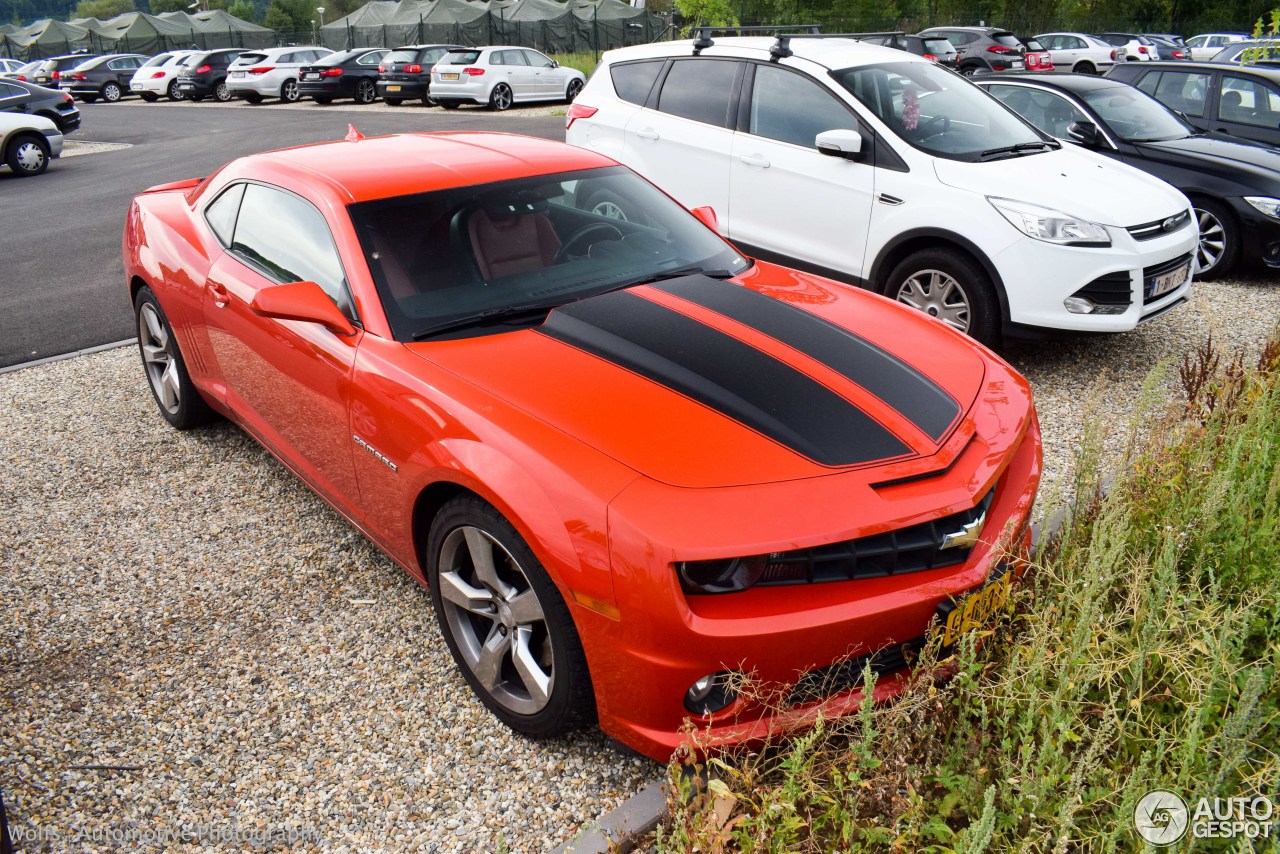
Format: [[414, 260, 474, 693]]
[[885, 248, 1000, 346], [134, 286, 217, 430], [489, 83, 513, 111], [102, 81, 122, 102], [5, 132, 49, 177], [355, 78, 376, 104], [280, 79, 300, 102], [1074, 61, 1098, 74]]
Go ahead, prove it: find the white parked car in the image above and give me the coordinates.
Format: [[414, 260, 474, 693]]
[[1186, 32, 1252, 62], [565, 35, 1197, 345], [1, 111, 62, 177], [1034, 32, 1120, 72], [0, 59, 25, 77], [130, 50, 198, 101], [1094, 32, 1163, 60], [429, 46, 585, 111], [226, 46, 332, 103]]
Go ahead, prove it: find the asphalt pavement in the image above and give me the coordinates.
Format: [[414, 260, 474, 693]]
[[0, 101, 565, 368]]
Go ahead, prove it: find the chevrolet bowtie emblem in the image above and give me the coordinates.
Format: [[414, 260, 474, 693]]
[[941, 511, 986, 550]]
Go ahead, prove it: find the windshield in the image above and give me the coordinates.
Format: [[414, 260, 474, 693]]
[[833, 61, 1049, 160], [317, 50, 359, 66], [142, 54, 170, 68], [350, 166, 751, 341], [1082, 86, 1194, 141]]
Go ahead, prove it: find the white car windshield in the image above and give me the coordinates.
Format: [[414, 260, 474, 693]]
[[833, 61, 1055, 161]]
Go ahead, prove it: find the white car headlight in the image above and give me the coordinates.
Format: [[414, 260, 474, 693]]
[[1245, 196, 1280, 220], [988, 197, 1111, 247]]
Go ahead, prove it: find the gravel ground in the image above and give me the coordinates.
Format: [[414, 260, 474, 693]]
[[2, 274, 1278, 851]]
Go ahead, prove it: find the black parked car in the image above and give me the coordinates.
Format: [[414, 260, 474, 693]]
[[376, 43, 461, 105], [24, 52, 99, 90], [0, 77, 80, 132], [173, 48, 243, 102], [299, 47, 388, 104], [59, 53, 148, 102], [1108, 60, 1280, 147], [979, 72, 1280, 278], [858, 33, 960, 69]]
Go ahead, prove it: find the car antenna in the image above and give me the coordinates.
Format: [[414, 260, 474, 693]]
[[345, 124, 365, 142]]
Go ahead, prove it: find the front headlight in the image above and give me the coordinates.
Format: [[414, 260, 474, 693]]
[[988, 197, 1111, 247], [1245, 196, 1280, 220]]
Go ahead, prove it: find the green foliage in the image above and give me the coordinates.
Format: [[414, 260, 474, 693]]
[[225, 0, 252, 21], [72, 0, 131, 18], [656, 330, 1280, 852], [674, 0, 738, 31]]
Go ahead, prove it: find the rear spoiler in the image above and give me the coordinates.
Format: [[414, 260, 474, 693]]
[[142, 176, 204, 195]]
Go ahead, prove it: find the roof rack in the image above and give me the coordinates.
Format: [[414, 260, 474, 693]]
[[690, 26, 912, 61]]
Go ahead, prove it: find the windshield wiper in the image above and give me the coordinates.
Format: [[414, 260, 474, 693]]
[[612, 265, 737, 289], [978, 141, 1058, 161]]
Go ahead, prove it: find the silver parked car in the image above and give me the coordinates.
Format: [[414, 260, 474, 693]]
[[226, 46, 333, 103], [429, 46, 585, 110], [1034, 32, 1120, 73]]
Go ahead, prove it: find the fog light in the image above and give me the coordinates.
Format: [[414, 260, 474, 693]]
[[1063, 296, 1095, 314], [684, 671, 739, 715]]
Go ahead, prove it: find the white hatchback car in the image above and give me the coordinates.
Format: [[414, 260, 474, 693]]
[[565, 35, 1197, 345], [129, 50, 198, 102], [429, 46, 585, 111], [1, 111, 62, 177], [226, 46, 332, 103]]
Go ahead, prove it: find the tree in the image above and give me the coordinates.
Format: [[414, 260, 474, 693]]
[[226, 0, 253, 20], [73, 0, 133, 17], [674, 0, 737, 30]]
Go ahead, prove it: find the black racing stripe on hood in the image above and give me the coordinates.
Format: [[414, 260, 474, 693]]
[[538, 290, 911, 466], [653, 275, 961, 441]]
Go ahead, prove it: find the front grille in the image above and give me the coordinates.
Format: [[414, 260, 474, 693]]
[[754, 489, 995, 587], [788, 636, 926, 705], [1143, 252, 1194, 304], [1126, 210, 1191, 241], [1071, 271, 1132, 307]]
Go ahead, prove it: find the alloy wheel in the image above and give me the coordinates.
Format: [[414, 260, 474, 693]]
[[214, 81, 231, 102], [437, 525, 554, 716], [103, 82, 121, 102], [491, 84, 513, 111], [139, 303, 181, 415], [1195, 206, 1225, 274], [566, 79, 582, 101], [356, 79, 375, 104], [895, 268, 972, 333], [282, 79, 299, 102]]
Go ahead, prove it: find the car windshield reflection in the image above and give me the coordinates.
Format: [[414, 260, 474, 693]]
[[349, 166, 750, 341]]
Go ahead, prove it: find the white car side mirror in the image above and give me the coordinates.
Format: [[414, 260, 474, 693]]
[[816, 129, 863, 160]]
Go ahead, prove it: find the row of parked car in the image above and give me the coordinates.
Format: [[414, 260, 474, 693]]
[[0, 44, 586, 110]]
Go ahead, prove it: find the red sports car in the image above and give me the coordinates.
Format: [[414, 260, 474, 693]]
[[123, 130, 1042, 760]]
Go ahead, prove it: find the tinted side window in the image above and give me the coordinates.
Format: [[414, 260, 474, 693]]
[[1220, 75, 1280, 125], [204, 183, 246, 247], [0, 81, 22, 97], [657, 59, 737, 127], [610, 59, 663, 105], [747, 64, 856, 148], [231, 184, 352, 316], [1155, 71, 1209, 117]]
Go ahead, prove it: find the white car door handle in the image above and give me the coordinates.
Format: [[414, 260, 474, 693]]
[[739, 154, 771, 168], [634, 128, 660, 140]]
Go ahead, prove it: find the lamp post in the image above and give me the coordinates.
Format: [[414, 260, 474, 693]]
[[577, 2, 599, 63], [315, 6, 325, 45]]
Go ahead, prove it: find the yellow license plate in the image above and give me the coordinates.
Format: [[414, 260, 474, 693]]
[[442, 72, 460, 80], [940, 570, 1013, 647], [386, 85, 401, 92]]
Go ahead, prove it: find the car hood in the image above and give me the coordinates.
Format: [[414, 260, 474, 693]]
[[933, 143, 1189, 225], [1135, 132, 1280, 184], [406, 269, 993, 488]]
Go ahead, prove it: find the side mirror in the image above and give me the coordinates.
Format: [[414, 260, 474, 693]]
[[250, 280, 356, 336], [1067, 120, 1101, 146], [816, 129, 864, 160], [550, 60, 560, 68], [690, 205, 719, 233]]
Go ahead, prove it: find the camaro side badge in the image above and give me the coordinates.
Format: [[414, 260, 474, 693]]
[[353, 435, 398, 472], [940, 512, 986, 550]]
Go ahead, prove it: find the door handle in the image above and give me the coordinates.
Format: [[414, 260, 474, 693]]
[[739, 154, 771, 168], [634, 127, 660, 140], [209, 282, 229, 307]]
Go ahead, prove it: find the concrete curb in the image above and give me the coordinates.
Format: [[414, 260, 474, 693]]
[[0, 339, 136, 375], [554, 779, 667, 854]]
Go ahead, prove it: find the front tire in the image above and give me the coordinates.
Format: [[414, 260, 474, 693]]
[[102, 81, 122, 102], [5, 133, 49, 176], [280, 79, 300, 102], [168, 80, 184, 101], [355, 78, 376, 104], [1192, 198, 1239, 280], [213, 80, 232, 102], [885, 248, 999, 346], [565, 78, 583, 102], [489, 83, 513, 111], [426, 495, 595, 738], [134, 286, 217, 430]]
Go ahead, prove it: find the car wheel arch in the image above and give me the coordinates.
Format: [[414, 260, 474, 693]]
[[870, 229, 1011, 323]]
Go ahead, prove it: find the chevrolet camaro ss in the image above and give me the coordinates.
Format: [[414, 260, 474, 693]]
[[122, 130, 1042, 760]]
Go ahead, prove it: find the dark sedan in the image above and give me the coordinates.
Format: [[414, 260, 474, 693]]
[[299, 48, 388, 104], [979, 72, 1280, 278], [376, 43, 461, 105], [24, 53, 99, 91], [1107, 60, 1280, 147], [0, 77, 80, 133], [173, 48, 243, 102], [59, 53, 148, 102]]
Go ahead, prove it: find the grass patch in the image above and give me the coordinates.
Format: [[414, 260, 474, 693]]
[[550, 52, 599, 77], [653, 331, 1280, 852]]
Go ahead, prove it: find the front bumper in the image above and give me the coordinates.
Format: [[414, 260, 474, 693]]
[[1228, 197, 1280, 268], [577, 394, 1042, 760], [43, 129, 64, 158]]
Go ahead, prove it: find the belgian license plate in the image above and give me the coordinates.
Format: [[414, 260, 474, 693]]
[[1010, 60, 1024, 69], [939, 569, 1013, 648], [442, 72, 460, 80], [303, 72, 319, 80], [386, 84, 401, 92], [230, 71, 245, 78], [1150, 261, 1190, 299]]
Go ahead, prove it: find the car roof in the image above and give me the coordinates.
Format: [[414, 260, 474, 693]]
[[979, 71, 1127, 93], [225, 131, 616, 204], [1121, 59, 1280, 78], [601, 36, 916, 69]]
